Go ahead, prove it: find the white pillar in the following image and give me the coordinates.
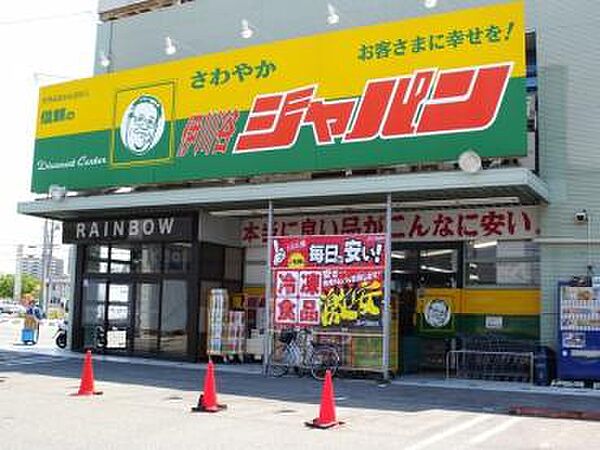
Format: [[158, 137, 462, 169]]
[[262, 200, 274, 375], [382, 193, 392, 380], [67, 245, 77, 350], [39, 219, 50, 312]]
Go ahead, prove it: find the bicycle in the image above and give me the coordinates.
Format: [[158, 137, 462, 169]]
[[268, 328, 340, 381]]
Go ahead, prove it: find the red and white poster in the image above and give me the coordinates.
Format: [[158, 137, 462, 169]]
[[272, 234, 385, 328]]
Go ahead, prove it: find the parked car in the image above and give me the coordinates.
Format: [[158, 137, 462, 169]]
[[0, 303, 25, 317]]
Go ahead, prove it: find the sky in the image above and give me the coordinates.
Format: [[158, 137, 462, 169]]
[[0, 1, 98, 274]]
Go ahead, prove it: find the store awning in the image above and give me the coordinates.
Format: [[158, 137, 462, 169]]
[[18, 168, 549, 220]]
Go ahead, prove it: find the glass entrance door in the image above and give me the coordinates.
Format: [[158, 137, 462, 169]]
[[106, 283, 132, 352], [391, 243, 462, 373], [392, 248, 419, 336], [133, 283, 161, 354], [79, 242, 193, 359]]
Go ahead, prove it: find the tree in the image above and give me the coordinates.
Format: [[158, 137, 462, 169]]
[[22, 275, 41, 299], [0, 274, 41, 301], [0, 274, 12, 299]]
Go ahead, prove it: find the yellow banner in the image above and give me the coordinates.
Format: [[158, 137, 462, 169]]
[[418, 288, 540, 316], [36, 1, 524, 139]]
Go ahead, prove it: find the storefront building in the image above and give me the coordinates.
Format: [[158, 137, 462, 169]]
[[18, 1, 600, 378]]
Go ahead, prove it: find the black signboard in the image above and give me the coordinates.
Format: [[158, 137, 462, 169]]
[[63, 216, 194, 244]]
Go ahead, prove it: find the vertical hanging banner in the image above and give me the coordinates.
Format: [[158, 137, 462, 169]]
[[271, 234, 385, 328], [32, 2, 525, 193]]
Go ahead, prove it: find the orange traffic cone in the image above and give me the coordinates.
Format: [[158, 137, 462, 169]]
[[72, 349, 102, 396], [191, 360, 227, 413], [305, 370, 343, 429]]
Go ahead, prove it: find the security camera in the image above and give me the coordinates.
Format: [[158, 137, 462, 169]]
[[575, 210, 588, 223]]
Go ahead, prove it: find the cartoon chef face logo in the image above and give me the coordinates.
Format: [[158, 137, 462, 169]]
[[424, 298, 451, 328], [120, 95, 165, 155]]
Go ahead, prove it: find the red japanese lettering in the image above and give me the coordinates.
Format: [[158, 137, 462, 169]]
[[300, 218, 317, 235], [177, 115, 203, 157], [409, 215, 430, 238], [279, 221, 288, 236], [363, 215, 384, 233], [507, 211, 517, 235], [381, 71, 436, 138], [304, 98, 356, 144], [522, 211, 532, 231], [432, 213, 454, 237], [343, 78, 397, 142], [341, 216, 361, 234], [391, 214, 406, 238], [480, 211, 506, 236], [298, 298, 319, 324], [457, 213, 479, 238], [178, 111, 241, 157], [197, 113, 220, 156], [277, 272, 298, 296], [299, 272, 322, 296], [234, 63, 511, 153], [417, 63, 512, 134], [317, 219, 327, 235], [241, 221, 261, 244], [276, 298, 297, 323], [285, 220, 299, 235], [329, 220, 339, 234], [234, 86, 316, 152], [261, 222, 281, 244], [213, 110, 240, 154]]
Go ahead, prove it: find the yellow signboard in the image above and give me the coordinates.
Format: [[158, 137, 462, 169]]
[[33, 2, 526, 193]]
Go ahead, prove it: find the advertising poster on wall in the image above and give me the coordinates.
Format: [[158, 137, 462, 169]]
[[271, 234, 385, 328]]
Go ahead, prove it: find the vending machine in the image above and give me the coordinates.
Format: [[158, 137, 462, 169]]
[[557, 281, 600, 381]]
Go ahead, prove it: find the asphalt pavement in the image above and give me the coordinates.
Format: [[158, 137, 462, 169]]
[[2, 320, 600, 449]]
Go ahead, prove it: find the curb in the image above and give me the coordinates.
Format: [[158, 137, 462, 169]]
[[392, 379, 600, 398], [509, 406, 600, 421]]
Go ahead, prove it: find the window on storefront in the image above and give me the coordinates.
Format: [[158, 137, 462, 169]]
[[159, 279, 188, 357], [419, 248, 459, 289], [78, 238, 243, 360], [85, 245, 109, 273], [199, 242, 224, 279], [134, 283, 160, 353], [110, 245, 133, 273], [465, 240, 540, 287], [140, 244, 162, 273], [164, 243, 191, 273], [197, 245, 243, 360], [79, 241, 193, 358], [81, 279, 107, 348], [224, 247, 243, 282]]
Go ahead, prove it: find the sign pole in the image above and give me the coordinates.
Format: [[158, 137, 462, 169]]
[[46, 220, 56, 311], [382, 193, 392, 381], [39, 219, 50, 313], [262, 200, 274, 375], [13, 244, 23, 304]]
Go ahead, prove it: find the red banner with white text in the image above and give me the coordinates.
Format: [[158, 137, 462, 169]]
[[271, 234, 385, 328]]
